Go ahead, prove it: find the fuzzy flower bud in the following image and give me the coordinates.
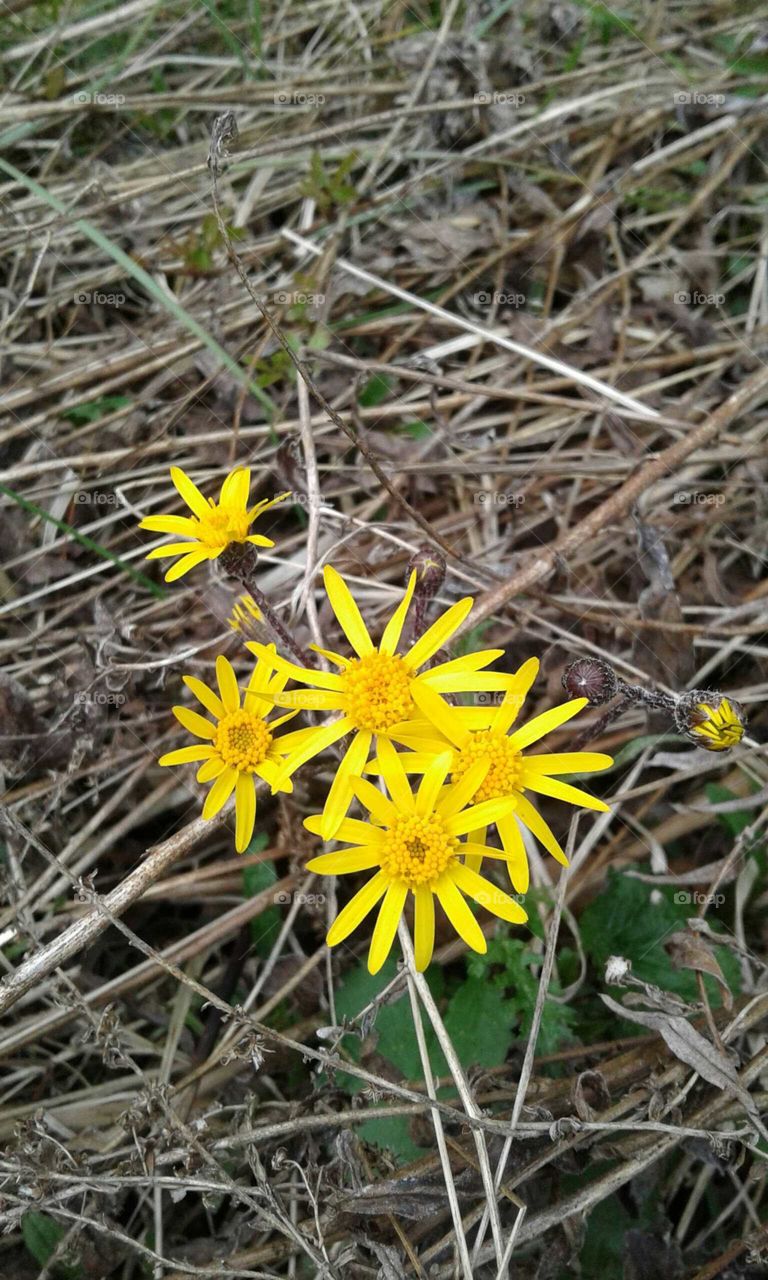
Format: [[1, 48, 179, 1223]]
[[407, 546, 446, 599], [562, 658, 618, 706], [674, 690, 746, 751]]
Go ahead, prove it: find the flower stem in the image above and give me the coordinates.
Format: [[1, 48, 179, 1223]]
[[243, 580, 316, 669]]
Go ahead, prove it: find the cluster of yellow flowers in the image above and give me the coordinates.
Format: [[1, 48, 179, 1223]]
[[140, 465, 616, 972]]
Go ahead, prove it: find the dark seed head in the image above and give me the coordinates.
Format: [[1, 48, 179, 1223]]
[[561, 658, 618, 706]]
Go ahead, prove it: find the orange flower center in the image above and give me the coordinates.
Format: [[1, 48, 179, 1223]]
[[341, 652, 415, 733], [452, 729, 522, 802], [380, 813, 456, 887], [215, 709, 272, 772]]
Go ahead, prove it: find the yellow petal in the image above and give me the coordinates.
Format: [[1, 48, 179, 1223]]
[[146, 541, 199, 559], [305, 814, 385, 844], [522, 773, 609, 811], [306, 846, 382, 875], [379, 571, 416, 656], [216, 655, 241, 713], [320, 730, 372, 840], [427, 650, 504, 677], [507, 699, 588, 751], [245, 642, 344, 690], [411, 681, 467, 748], [368, 881, 408, 973], [514, 793, 568, 866], [435, 758, 490, 819], [220, 466, 250, 509], [158, 744, 214, 766], [173, 705, 217, 739], [444, 795, 516, 836], [139, 514, 198, 535], [323, 565, 373, 657], [413, 885, 435, 970], [349, 774, 400, 825], [202, 766, 237, 818], [183, 675, 224, 720], [376, 738, 416, 813], [171, 466, 210, 519], [404, 597, 473, 671], [165, 550, 208, 581], [235, 772, 257, 853], [415, 751, 454, 816], [434, 873, 487, 952], [492, 656, 540, 735], [496, 813, 529, 894], [273, 717, 352, 786], [326, 871, 389, 947], [522, 751, 613, 775], [449, 862, 528, 923], [198, 756, 226, 783]]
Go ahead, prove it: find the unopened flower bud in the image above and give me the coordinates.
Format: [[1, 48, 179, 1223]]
[[407, 546, 446, 599], [562, 658, 618, 706], [228, 593, 263, 638], [675, 690, 745, 751]]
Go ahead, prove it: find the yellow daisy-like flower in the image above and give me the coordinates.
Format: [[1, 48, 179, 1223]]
[[158, 648, 312, 853], [305, 739, 528, 973], [248, 565, 520, 840], [686, 696, 745, 751], [139, 465, 289, 582], [376, 657, 613, 894]]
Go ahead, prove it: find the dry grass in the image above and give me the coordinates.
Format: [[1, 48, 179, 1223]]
[[1, 1, 768, 1276]]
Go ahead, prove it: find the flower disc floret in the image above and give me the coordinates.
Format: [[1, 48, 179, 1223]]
[[380, 813, 456, 887], [452, 730, 522, 802], [215, 710, 272, 772], [197, 503, 252, 549], [342, 653, 415, 732]]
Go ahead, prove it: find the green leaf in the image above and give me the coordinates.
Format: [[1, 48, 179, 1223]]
[[23, 1213, 65, 1266], [333, 957, 446, 1162], [242, 836, 281, 957], [399, 419, 432, 439], [467, 934, 577, 1056], [443, 977, 513, 1068], [22, 1213, 81, 1277], [580, 870, 741, 1008], [62, 394, 132, 424], [358, 374, 391, 407]]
